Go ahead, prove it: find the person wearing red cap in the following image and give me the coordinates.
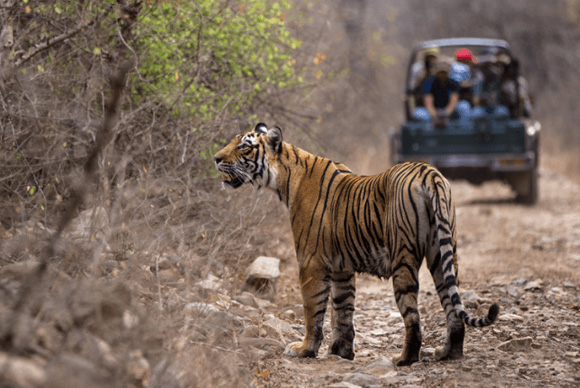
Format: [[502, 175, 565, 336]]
[[450, 48, 484, 121]]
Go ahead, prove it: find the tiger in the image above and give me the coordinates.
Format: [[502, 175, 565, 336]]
[[214, 123, 499, 366]]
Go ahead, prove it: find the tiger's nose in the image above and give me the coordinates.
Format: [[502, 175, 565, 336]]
[[214, 155, 223, 164]]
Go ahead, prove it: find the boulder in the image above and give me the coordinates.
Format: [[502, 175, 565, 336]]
[[243, 256, 280, 300]]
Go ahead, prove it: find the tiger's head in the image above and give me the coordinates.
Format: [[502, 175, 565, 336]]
[[214, 123, 283, 190]]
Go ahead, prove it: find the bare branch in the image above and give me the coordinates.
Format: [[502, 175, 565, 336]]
[[13, 6, 113, 68], [0, 62, 131, 350]]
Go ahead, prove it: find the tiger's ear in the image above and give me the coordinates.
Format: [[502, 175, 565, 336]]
[[266, 126, 283, 154], [254, 122, 268, 134]]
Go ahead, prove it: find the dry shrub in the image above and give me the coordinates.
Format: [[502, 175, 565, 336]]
[[0, 2, 302, 386]]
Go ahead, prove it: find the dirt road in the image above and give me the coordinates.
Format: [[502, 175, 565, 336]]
[[251, 165, 580, 387]]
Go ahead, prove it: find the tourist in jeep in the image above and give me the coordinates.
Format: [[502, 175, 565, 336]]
[[413, 61, 461, 126]]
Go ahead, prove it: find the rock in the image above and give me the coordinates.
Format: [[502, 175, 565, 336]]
[[45, 354, 108, 388], [548, 287, 564, 296], [462, 291, 482, 309], [195, 274, 223, 292], [328, 382, 363, 388], [421, 347, 436, 358], [511, 278, 527, 286], [241, 325, 260, 338], [523, 280, 543, 291], [279, 309, 296, 321], [123, 311, 139, 329], [238, 337, 285, 351], [262, 317, 296, 342], [532, 237, 562, 251], [291, 324, 305, 335], [369, 328, 393, 336], [230, 303, 261, 322], [562, 282, 575, 289], [388, 312, 402, 319], [255, 297, 276, 311], [209, 293, 232, 309], [499, 313, 524, 322], [184, 302, 220, 315], [498, 337, 533, 352], [126, 350, 151, 388], [357, 356, 395, 377], [0, 261, 42, 282], [506, 286, 522, 298], [243, 256, 280, 300], [233, 292, 260, 309], [0, 352, 47, 388], [205, 310, 244, 331], [344, 372, 381, 387]]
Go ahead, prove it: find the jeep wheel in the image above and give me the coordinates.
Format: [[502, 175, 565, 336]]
[[515, 168, 538, 205]]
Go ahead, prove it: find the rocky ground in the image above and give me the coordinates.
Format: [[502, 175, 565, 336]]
[[0, 164, 578, 388], [235, 166, 580, 388]]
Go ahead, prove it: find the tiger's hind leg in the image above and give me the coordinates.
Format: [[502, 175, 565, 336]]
[[391, 254, 422, 366], [428, 250, 465, 361], [328, 272, 356, 360]]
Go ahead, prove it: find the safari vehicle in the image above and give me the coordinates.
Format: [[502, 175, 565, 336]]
[[391, 38, 540, 204]]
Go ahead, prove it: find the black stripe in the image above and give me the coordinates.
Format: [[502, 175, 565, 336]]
[[444, 275, 457, 289], [303, 160, 333, 249], [439, 237, 452, 246], [429, 252, 441, 275], [402, 307, 418, 318], [334, 305, 355, 313], [314, 169, 343, 253], [312, 287, 330, 299], [335, 284, 356, 293], [394, 283, 419, 297], [332, 291, 355, 305], [451, 293, 461, 305], [332, 273, 354, 283], [443, 257, 455, 274]]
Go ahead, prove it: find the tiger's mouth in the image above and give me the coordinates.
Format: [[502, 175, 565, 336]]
[[221, 172, 244, 189]]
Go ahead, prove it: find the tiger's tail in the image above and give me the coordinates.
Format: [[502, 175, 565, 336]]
[[431, 172, 499, 328]]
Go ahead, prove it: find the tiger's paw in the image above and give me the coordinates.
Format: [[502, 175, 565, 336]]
[[392, 353, 419, 366], [329, 340, 355, 360], [434, 345, 463, 361], [284, 341, 317, 358]]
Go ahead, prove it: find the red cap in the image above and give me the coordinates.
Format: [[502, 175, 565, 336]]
[[456, 48, 476, 63]]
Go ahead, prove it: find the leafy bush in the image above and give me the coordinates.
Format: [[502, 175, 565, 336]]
[[136, 0, 301, 122]]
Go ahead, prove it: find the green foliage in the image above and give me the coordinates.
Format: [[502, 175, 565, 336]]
[[136, 0, 302, 124]]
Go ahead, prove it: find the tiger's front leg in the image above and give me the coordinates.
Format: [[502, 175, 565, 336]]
[[328, 272, 356, 360], [284, 263, 330, 358]]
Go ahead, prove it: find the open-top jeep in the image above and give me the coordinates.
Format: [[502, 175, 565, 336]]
[[391, 38, 540, 204]]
